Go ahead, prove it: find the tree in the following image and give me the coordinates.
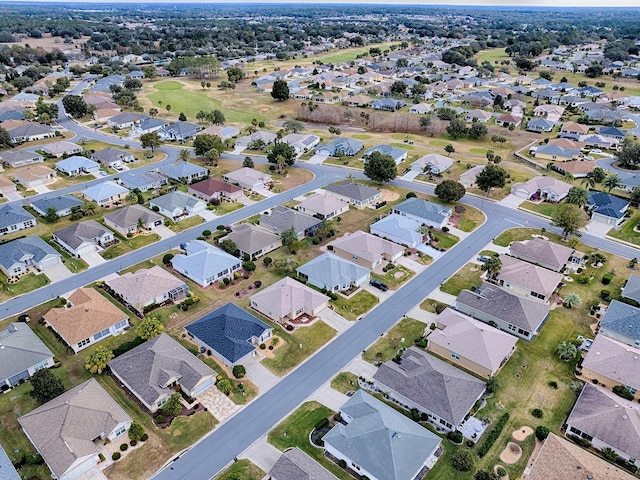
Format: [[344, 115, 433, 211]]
[[30, 369, 65, 405], [128, 422, 145, 442], [280, 227, 298, 252], [590, 252, 607, 266], [617, 141, 640, 169], [551, 204, 588, 239], [435, 180, 466, 202], [81, 200, 98, 216], [85, 346, 114, 374], [446, 118, 467, 139], [232, 365, 246, 378], [283, 120, 304, 133], [451, 448, 475, 472], [44, 206, 60, 223], [0, 126, 12, 149], [227, 67, 245, 83], [419, 115, 432, 131], [219, 239, 240, 257], [212, 110, 225, 126], [535, 425, 550, 441], [178, 148, 192, 162], [590, 166, 608, 183], [585, 62, 604, 78], [165, 104, 172, 113], [125, 191, 139, 205], [140, 132, 161, 153], [266, 142, 296, 168], [162, 392, 183, 416], [566, 186, 588, 207], [271, 80, 290, 101], [217, 379, 233, 394], [468, 122, 488, 139], [476, 164, 507, 196], [563, 292, 582, 309], [162, 253, 174, 265], [193, 133, 224, 157], [204, 148, 220, 166], [62, 94, 89, 118], [137, 313, 163, 340], [328, 126, 341, 137], [178, 112, 187, 121], [482, 256, 502, 279], [364, 151, 397, 184], [390, 81, 407, 96], [556, 341, 578, 361], [493, 94, 504, 110], [631, 187, 640, 208], [602, 173, 623, 192], [243, 156, 254, 168], [444, 144, 455, 155]]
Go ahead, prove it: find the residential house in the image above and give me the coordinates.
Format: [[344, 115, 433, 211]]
[[534, 104, 565, 122], [588, 192, 629, 228], [250, 277, 329, 324], [527, 118, 555, 133], [427, 308, 517, 378], [130, 117, 168, 136], [188, 177, 243, 202], [373, 347, 486, 432], [0, 149, 43, 168], [0, 444, 20, 480], [104, 204, 164, 236], [107, 112, 145, 129], [260, 205, 322, 239], [281, 133, 321, 155], [6, 123, 55, 143], [0, 174, 15, 197], [622, 275, 640, 305], [0, 204, 36, 236], [82, 181, 129, 206], [370, 214, 423, 248], [372, 98, 406, 111], [157, 121, 201, 141], [91, 147, 135, 169], [560, 121, 590, 139], [464, 109, 492, 123], [599, 126, 627, 141], [295, 193, 349, 220], [510, 176, 572, 202], [495, 114, 522, 128], [149, 191, 206, 221], [109, 333, 216, 412], [105, 266, 189, 316], [196, 125, 240, 141], [364, 144, 408, 165], [223, 223, 281, 259], [409, 103, 432, 114], [566, 383, 640, 465], [323, 390, 441, 480], [392, 197, 452, 229], [456, 282, 551, 341], [222, 167, 272, 191], [19, 379, 132, 480], [185, 303, 272, 367], [270, 448, 339, 480], [160, 161, 208, 184], [343, 94, 373, 108], [551, 159, 595, 178], [599, 300, 640, 347], [118, 170, 167, 192], [296, 252, 369, 292], [55, 156, 100, 176], [0, 322, 54, 390], [14, 165, 56, 188], [31, 195, 83, 218], [329, 230, 403, 270], [509, 237, 584, 272], [579, 133, 619, 150], [533, 144, 581, 162], [459, 165, 484, 187], [43, 288, 129, 353], [235, 130, 277, 149], [496, 254, 563, 302], [524, 434, 636, 480], [315, 137, 364, 157], [324, 181, 382, 208], [171, 240, 241, 287], [581, 334, 640, 400], [53, 220, 116, 258]]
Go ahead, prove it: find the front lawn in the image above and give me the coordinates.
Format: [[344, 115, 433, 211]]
[[214, 459, 265, 480], [608, 213, 640, 246], [520, 201, 561, 218], [329, 289, 379, 321], [431, 229, 459, 250], [168, 215, 205, 233], [493, 227, 563, 247], [362, 318, 427, 364], [101, 233, 161, 260], [370, 264, 414, 289], [419, 298, 448, 314], [210, 201, 243, 216], [41, 234, 88, 273], [440, 262, 483, 296], [0, 272, 50, 303], [331, 372, 360, 394]]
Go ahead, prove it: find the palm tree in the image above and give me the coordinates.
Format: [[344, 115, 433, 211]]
[[81, 200, 98, 216], [590, 252, 607, 266], [602, 173, 622, 192], [125, 191, 138, 205], [580, 175, 596, 189], [566, 186, 588, 207], [563, 292, 582, 309], [555, 341, 578, 361], [564, 173, 575, 184], [178, 148, 192, 162], [481, 256, 502, 280], [137, 217, 145, 232]]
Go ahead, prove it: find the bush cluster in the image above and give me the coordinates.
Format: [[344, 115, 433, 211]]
[[112, 452, 121, 461], [531, 408, 544, 418], [315, 417, 329, 430], [602, 274, 613, 285], [119, 443, 128, 451], [477, 413, 510, 458]]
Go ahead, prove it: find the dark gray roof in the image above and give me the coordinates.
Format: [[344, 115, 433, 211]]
[[270, 448, 339, 480], [53, 220, 111, 250], [108, 112, 145, 124], [7, 123, 54, 138], [0, 204, 35, 229], [108, 333, 215, 407], [0, 443, 20, 480], [160, 162, 207, 181], [104, 205, 163, 230], [374, 347, 485, 427], [0, 236, 59, 272], [225, 224, 280, 256], [588, 192, 629, 219], [392, 197, 451, 224], [324, 181, 380, 202], [0, 322, 53, 384], [323, 390, 441, 480], [185, 303, 271, 364], [316, 137, 363, 156], [0, 148, 42, 166], [32, 195, 83, 216], [260, 205, 322, 234], [119, 170, 166, 189], [600, 300, 640, 342], [456, 282, 550, 333], [622, 275, 640, 304], [92, 147, 130, 163]]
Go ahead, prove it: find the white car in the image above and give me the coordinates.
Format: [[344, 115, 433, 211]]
[[591, 149, 602, 154], [584, 156, 594, 161]]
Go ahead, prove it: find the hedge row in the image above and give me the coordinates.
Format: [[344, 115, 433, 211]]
[[477, 413, 510, 458]]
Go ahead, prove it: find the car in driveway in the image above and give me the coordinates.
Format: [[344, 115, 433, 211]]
[[590, 149, 602, 154], [369, 279, 389, 291]]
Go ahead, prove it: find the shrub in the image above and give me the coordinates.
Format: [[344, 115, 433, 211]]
[[406, 192, 417, 198], [128, 422, 145, 441], [268, 345, 274, 350], [602, 274, 613, 285], [496, 466, 507, 477], [576, 275, 590, 284], [315, 417, 329, 430], [601, 290, 611, 300], [140, 433, 149, 442], [155, 415, 165, 424], [260, 343, 266, 349], [442, 226, 449, 232], [263, 257, 273, 267], [531, 408, 544, 418], [451, 448, 475, 472], [113, 336, 146, 357], [338, 459, 347, 468], [232, 365, 246, 378], [548, 381, 558, 389], [202, 229, 211, 237], [112, 452, 121, 461], [447, 430, 463, 443], [119, 443, 128, 451], [613, 385, 635, 400], [312, 237, 320, 245], [98, 453, 105, 462], [130, 440, 137, 447], [478, 413, 510, 457], [535, 425, 550, 441], [25, 453, 43, 465]]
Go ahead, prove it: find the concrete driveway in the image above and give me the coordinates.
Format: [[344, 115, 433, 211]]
[[317, 309, 351, 333], [82, 250, 107, 268], [4, 191, 23, 201], [244, 356, 280, 393], [307, 154, 328, 165], [585, 220, 613, 237], [32, 184, 50, 194], [196, 387, 240, 423], [253, 186, 276, 198], [198, 210, 218, 222], [239, 435, 282, 473], [499, 194, 526, 209], [43, 263, 74, 283], [154, 225, 176, 239]]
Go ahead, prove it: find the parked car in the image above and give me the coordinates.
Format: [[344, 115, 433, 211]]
[[590, 148, 602, 154], [369, 279, 389, 291]]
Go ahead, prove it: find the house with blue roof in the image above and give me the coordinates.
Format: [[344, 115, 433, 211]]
[[55, 156, 100, 176], [599, 300, 640, 347], [171, 240, 241, 287], [82, 181, 129, 206], [131, 117, 168, 137], [296, 252, 370, 293], [160, 161, 208, 184], [370, 214, 424, 248], [622, 275, 640, 305], [364, 144, 408, 165], [392, 197, 452, 229], [118, 171, 167, 192], [185, 303, 272, 367], [315, 137, 363, 157], [0, 204, 36, 236], [0, 236, 61, 277], [587, 191, 629, 229], [0, 443, 20, 479], [526, 118, 555, 133], [31, 195, 83, 217], [598, 126, 627, 141], [158, 121, 201, 141]]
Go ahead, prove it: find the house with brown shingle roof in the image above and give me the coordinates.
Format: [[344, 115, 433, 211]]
[[13, 164, 56, 188], [250, 277, 329, 324], [19, 379, 132, 480], [270, 448, 339, 480], [509, 238, 584, 272], [329, 230, 404, 270], [496, 254, 563, 302], [43, 288, 129, 353]]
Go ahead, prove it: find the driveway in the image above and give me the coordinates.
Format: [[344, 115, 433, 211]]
[[317, 308, 352, 333], [198, 210, 218, 222], [244, 356, 280, 393], [307, 381, 349, 411], [499, 194, 526, 209], [585, 220, 613, 237], [344, 357, 377, 379], [196, 387, 240, 423], [82, 250, 107, 268], [402, 169, 419, 181], [307, 154, 328, 165], [32, 184, 50, 194], [77, 468, 108, 480], [154, 225, 176, 239], [3, 191, 23, 201], [232, 146, 246, 155], [253, 186, 276, 198], [43, 263, 74, 283]]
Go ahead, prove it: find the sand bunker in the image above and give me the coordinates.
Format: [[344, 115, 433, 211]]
[[259, 106, 271, 112], [499, 442, 522, 464], [494, 464, 509, 480], [512, 426, 533, 442]]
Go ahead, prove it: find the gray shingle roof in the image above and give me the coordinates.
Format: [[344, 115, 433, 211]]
[[323, 390, 441, 480], [150, 190, 203, 211], [364, 144, 407, 161], [324, 181, 380, 202], [296, 252, 369, 289], [392, 197, 451, 225], [92, 147, 130, 163], [225, 224, 280, 256], [82, 181, 129, 202], [55, 155, 99, 173], [509, 238, 574, 272], [0, 204, 35, 229], [0, 148, 42, 166], [0, 236, 59, 272], [32, 195, 83, 216], [374, 347, 485, 427], [53, 220, 111, 250], [119, 170, 166, 189], [185, 303, 271, 364], [260, 206, 322, 235], [600, 300, 640, 343], [108, 333, 215, 408], [104, 205, 163, 231], [316, 137, 363, 156], [0, 322, 53, 385], [159, 162, 207, 181], [622, 275, 640, 304], [582, 334, 640, 391], [270, 448, 339, 480]]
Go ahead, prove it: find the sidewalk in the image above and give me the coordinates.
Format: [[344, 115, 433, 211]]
[[307, 381, 348, 411]]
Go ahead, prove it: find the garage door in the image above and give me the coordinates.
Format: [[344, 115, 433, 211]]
[[192, 377, 215, 396], [38, 255, 61, 269], [77, 244, 98, 257]]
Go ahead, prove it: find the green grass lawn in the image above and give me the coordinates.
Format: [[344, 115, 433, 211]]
[[419, 298, 449, 314], [440, 262, 483, 296], [493, 227, 563, 247], [362, 318, 427, 363], [331, 372, 360, 394], [41, 234, 88, 273], [324, 156, 365, 170], [370, 264, 414, 289], [520, 201, 561, 218], [211, 201, 243, 216], [268, 402, 351, 480], [0, 272, 50, 303], [168, 215, 205, 233], [101, 233, 161, 260], [329, 289, 379, 321], [608, 213, 640, 246], [431, 229, 460, 250], [214, 459, 265, 480]]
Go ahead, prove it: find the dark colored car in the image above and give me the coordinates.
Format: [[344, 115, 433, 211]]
[[369, 279, 389, 292]]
